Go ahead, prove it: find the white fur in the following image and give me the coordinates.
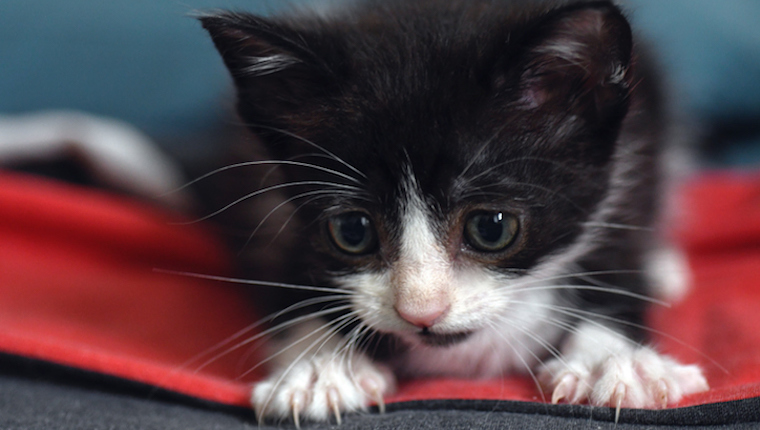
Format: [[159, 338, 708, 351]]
[[252, 156, 708, 423], [392, 172, 452, 327], [251, 320, 395, 423], [253, 146, 707, 422], [644, 246, 691, 303], [344, 169, 566, 377], [243, 54, 301, 76], [539, 322, 708, 408]]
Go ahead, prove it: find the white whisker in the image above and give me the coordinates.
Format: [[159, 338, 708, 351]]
[[511, 300, 728, 373], [172, 180, 362, 225], [511, 284, 669, 307], [180, 294, 351, 372], [242, 189, 355, 250], [153, 269, 355, 295], [194, 303, 353, 375], [255, 312, 361, 417], [247, 124, 367, 180], [161, 160, 363, 198], [458, 124, 508, 179], [583, 221, 654, 232], [483, 319, 548, 405]]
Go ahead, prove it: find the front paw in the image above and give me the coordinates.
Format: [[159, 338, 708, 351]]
[[252, 352, 395, 427], [539, 346, 708, 412]]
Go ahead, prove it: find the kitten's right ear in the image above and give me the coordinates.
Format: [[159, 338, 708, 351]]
[[200, 13, 336, 121], [513, 2, 634, 126]]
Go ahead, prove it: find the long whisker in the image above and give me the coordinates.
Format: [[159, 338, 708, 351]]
[[475, 181, 588, 214], [181, 294, 352, 371], [241, 189, 355, 251], [511, 300, 728, 373], [583, 221, 654, 232], [153, 269, 355, 295], [244, 311, 361, 380], [495, 268, 669, 307], [194, 303, 353, 375], [510, 284, 669, 307], [466, 156, 596, 185], [491, 314, 569, 372], [246, 123, 367, 180], [256, 312, 362, 421], [483, 319, 548, 405], [172, 181, 362, 225], [258, 153, 343, 187], [161, 160, 363, 198], [458, 123, 508, 179]]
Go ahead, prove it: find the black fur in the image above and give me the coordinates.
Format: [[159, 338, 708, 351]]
[[199, 0, 666, 368]]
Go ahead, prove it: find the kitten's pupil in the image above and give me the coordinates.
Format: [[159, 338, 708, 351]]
[[328, 212, 377, 255], [477, 213, 504, 242], [341, 216, 369, 246], [465, 212, 518, 252]]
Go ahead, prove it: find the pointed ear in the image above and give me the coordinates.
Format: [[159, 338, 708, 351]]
[[516, 2, 633, 125], [200, 13, 337, 123]]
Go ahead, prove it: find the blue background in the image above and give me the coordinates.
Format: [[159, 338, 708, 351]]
[[1, 0, 759, 165]]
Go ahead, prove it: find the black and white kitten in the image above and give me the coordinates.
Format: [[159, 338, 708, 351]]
[[199, 0, 708, 424]]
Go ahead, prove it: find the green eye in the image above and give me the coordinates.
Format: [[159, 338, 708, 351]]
[[328, 212, 378, 255], [464, 211, 519, 252]]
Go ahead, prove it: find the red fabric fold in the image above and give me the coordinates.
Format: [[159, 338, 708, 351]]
[[0, 170, 759, 409]]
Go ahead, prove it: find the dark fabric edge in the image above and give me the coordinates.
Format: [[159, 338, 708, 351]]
[[382, 397, 760, 426], [3, 352, 759, 427], [0, 352, 255, 420]]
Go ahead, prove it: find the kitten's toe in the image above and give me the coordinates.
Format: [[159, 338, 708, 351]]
[[251, 353, 396, 425], [589, 347, 708, 409], [541, 346, 708, 412], [539, 359, 592, 404]]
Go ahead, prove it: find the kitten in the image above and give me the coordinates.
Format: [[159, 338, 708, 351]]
[[199, 0, 708, 425]]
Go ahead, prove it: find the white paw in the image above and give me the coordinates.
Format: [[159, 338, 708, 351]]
[[252, 352, 395, 426], [539, 346, 708, 412]]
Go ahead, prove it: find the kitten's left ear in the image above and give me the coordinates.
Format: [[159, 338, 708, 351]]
[[200, 12, 338, 125], [516, 2, 634, 125]]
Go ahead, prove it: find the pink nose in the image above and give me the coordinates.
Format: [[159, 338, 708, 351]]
[[395, 303, 450, 328]]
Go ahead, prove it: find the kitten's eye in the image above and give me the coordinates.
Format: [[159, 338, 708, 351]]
[[328, 212, 378, 255], [464, 211, 519, 252]]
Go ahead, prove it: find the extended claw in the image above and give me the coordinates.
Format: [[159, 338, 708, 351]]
[[612, 382, 626, 424], [374, 389, 386, 415], [362, 377, 386, 414], [327, 387, 342, 425], [291, 390, 307, 430], [551, 374, 576, 404]]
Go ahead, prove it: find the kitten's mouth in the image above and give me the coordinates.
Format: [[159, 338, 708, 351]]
[[418, 328, 473, 347]]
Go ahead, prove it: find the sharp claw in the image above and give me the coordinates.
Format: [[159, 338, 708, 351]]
[[361, 378, 386, 414], [291, 390, 306, 430], [551, 374, 575, 404], [656, 379, 669, 409], [613, 382, 626, 424], [327, 387, 342, 425], [375, 389, 386, 415]]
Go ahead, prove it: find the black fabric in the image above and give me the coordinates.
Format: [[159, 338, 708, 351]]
[[2, 354, 760, 429]]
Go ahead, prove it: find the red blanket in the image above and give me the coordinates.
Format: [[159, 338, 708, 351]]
[[1, 170, 759, 408]]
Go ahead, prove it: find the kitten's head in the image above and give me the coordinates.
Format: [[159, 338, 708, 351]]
[[202, 0, 637, 353]]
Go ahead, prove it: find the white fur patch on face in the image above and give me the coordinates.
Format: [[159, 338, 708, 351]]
[[391, 175, 452, 328], [339, 168, 567, 378]]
